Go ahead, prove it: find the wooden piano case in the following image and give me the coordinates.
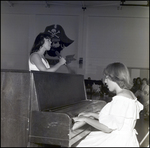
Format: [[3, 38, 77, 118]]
[[29, 71, 106, 147], [1, 69, 31, 147], [1, 69, 106, 147]]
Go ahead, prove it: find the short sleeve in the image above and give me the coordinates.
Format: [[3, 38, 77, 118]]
[[98, 102, 120, 130], [108, 96, 143, 119], [98, 96, 143, 130]]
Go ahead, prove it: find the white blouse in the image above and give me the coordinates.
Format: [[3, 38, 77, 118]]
[[28, 57, 50, 71]]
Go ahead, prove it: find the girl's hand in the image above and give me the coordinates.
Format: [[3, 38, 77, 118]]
[[59, 57, 66, 65], [72, 116, 87, 122], [78, 112, 91, 117]]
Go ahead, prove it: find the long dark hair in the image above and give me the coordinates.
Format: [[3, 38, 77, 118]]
[[30, 33, 51, 55], [103, 62, 132, 89]]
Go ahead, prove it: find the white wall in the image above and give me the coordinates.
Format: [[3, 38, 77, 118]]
[[84, 6, 149, 79], [1, 2, 149, 80]]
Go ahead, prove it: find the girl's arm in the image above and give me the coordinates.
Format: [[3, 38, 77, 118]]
[[78, 112, 99, 119], [30, 53, 66, 72], [73, 116, 113, 133]]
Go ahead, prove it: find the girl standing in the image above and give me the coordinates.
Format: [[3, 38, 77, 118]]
[[29, 32, 66, 72]]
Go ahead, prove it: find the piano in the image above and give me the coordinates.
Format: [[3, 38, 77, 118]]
[[1, 70, 106, 147]]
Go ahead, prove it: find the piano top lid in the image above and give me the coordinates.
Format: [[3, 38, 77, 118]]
[[31, 71, 87, 111]]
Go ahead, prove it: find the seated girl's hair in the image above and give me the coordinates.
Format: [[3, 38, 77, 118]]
[[103, 62, 132, 89]]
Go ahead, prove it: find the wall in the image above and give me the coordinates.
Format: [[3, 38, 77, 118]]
[[84, 6, 149, 80], [1, 2, 149, 80]]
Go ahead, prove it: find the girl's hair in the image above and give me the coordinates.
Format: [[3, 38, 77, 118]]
[[103, 62, 132, 89], [136, 77, 142, 85], [30, 33, 51, 55]]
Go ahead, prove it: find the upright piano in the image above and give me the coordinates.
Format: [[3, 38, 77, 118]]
[[1, 70, 106, 147], [29, 71, 106, 147]]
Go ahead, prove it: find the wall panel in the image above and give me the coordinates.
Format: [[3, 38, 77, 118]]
[[1, 14, 30, 70], [84, 15, 149, 79]]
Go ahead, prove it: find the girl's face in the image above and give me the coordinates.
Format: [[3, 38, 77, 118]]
[[104, 76, 117, 92], [137, 79, 141, 84], [43, 38, 52, 50]]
